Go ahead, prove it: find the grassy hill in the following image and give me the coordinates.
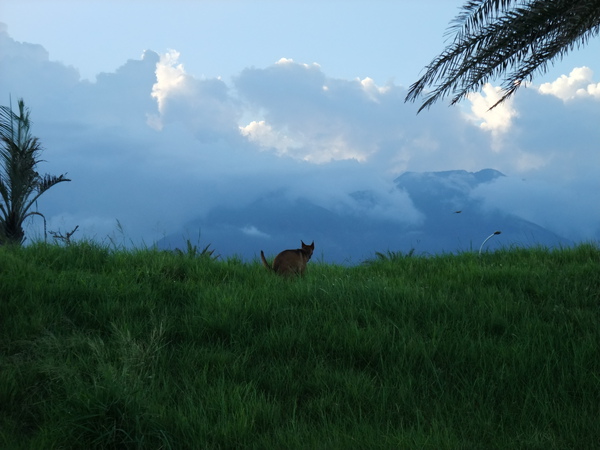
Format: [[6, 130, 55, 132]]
[[1, 242, 599, 449]]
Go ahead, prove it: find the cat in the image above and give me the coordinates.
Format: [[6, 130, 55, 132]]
[[260, 240, 314, 276]]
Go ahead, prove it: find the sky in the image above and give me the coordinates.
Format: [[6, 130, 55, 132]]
[[1, 0, 600, 253]]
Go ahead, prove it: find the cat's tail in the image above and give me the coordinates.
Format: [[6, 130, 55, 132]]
[[260, 251, 272, 271]]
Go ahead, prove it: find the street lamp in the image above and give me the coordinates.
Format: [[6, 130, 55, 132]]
[[478, 231, 502, 256]]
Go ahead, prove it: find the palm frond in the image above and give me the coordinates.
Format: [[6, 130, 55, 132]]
[[37, 173, 71, 194], [406, 0, 600, 112], [0, 98, 70, 245]]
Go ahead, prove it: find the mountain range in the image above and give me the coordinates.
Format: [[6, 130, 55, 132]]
[[157, 169, 572, 265]]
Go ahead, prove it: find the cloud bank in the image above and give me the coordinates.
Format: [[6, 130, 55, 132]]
[[539, 66, 600, 101], [0, 25, 599, 252]]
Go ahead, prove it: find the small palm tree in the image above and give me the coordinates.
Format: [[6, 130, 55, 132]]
[[405, 0, 600, 112], [0, 98, 70, 245]]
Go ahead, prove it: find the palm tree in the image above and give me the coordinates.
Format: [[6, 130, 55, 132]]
[[405, 0, 600, 112], [0, 98, 70, 245]]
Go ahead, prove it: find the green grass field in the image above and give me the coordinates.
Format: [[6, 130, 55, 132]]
[[1, 241, 599, 449]]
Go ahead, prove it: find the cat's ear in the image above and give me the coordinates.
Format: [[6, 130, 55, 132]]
[[301, 240, 314, 250]]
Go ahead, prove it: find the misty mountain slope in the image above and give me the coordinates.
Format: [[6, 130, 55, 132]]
[[159, 194, 405, 264], [157, 169, 572, 264], [392, 169, 570, 252], [393, 169, 504, 216]]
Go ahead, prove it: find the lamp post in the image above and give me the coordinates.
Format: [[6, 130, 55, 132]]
[[478, 231, 502, 256]]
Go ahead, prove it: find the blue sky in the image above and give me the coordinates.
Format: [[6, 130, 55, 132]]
[[4, 1, 598, 86], [1, 0, 600, 251]]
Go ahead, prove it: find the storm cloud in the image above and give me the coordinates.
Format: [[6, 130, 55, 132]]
[[1, 25, 598, 254]]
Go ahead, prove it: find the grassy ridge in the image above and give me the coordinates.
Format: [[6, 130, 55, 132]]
[[1, 242, 599, 448]]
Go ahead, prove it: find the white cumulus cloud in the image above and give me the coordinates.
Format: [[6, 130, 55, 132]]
[[360, 76, 390, 101], [467, 83, 518, 136], [147, 49, 240, 140], [538, 66, 600, 101], [149, 49, 187, 128], [239, 120, 300, 156]]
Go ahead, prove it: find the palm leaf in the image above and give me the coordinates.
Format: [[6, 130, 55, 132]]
[[406, 0, 600, 112], [0, 98, 70, 245]]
